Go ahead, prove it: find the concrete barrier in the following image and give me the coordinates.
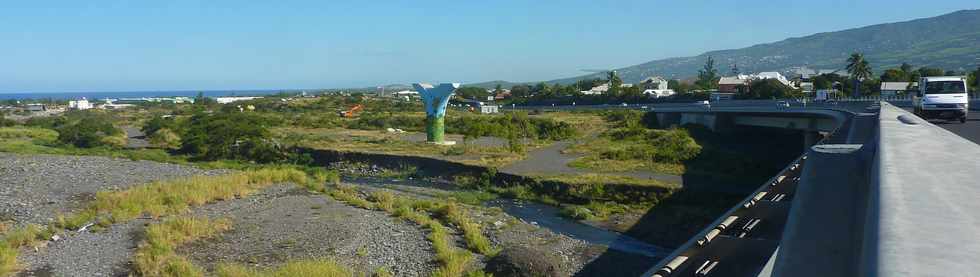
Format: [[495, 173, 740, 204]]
[[769, 102, 980, 276], [858, 102, 980, 276], [771, 144, 870, 277]]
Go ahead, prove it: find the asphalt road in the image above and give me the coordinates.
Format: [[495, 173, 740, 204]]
[[904, 108, 980, 145], [509, 99, 980, 145]]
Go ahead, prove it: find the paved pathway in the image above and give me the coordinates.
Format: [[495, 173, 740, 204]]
[[499, 140, 683, 184], [123, 126, 150, 148]]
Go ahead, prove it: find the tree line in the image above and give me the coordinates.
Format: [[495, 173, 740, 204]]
[[476, 53, 980, 103]]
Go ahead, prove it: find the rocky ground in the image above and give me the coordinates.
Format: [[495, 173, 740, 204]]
[[1, 152, 657, 276], [0, 153, 226, 276], [0, 153, 225, 227], [180, 184, 436, 276], [343, 176, 644, 276], [18, 220, 149, 277]]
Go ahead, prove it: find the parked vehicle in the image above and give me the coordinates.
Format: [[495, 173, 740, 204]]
[[776, 101, 790, 108], [913, 76, 969, 123]]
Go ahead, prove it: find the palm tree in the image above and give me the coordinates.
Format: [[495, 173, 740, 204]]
[[846, 53, 873, 97]]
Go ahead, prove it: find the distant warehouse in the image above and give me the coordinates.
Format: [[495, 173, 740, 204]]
[[880, 82, 916, 97], [214, 96, 263, 104]]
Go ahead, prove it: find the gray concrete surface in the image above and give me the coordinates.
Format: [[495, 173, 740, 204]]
[[771, 144, 868, 277], [863, 102, 980, 276]]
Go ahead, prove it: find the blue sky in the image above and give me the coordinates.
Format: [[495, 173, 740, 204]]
[[1, 0, 976, 93]]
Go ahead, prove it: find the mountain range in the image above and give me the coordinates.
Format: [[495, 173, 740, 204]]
[[464, 9, 980, 88]]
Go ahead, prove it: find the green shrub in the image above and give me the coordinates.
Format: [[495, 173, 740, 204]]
[[348, 113, 425, 131], [560, 205, 594, 220], [142, 115, 180, 137], [57, 118, 123, 148], [0, 127, 58, 142], [180, 111, 289, 162], [646, 128, 701, 163], [0, 114, 15, 127], [447, 113, 576, 141], [148, 128, 181, 149], [602, 110, 644, 129], [23, 116, 67, 129]]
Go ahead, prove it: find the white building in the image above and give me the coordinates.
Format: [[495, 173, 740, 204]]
[[755, 72, 792, 86], [582, 83, 609, 95], [68, 98, 93, 110], [799, 82, 814, 93], [880, 82, 916, 97], [391, 90, 418, 96], [719, 72, 795, 93], [480, 105, 499, 114], [643, 89, 676, 98], [638, 76, 674, 98], [215, 96, 263, 104]]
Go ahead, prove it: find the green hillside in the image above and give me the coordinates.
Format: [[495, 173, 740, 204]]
[[547, 9, 980, 84]]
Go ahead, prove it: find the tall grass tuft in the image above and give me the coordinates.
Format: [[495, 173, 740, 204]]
[[328, 185, 375, 210], [0, 241, 18, 276], [65, 168, 309, 225], [0, 225, 41, 250], [324, 185, 496, 277], [215, 259, 353, 277], [435, 203, 497, 256], [133, 217, 231, 277], [370, 190, 396, 213]]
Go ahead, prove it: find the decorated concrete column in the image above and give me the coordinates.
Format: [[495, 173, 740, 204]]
[[413, 83, 459, 145]]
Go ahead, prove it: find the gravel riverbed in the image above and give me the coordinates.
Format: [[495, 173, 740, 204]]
[[0, 153, 226, 277], [0, 153, 225, 227], [180, 185, 436, 276], [2, 152, 656, 276]]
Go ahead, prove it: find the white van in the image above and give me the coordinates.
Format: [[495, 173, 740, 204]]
[[913, 76, 969, 123]]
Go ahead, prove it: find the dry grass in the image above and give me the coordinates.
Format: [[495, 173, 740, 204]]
[[0, 241, 16, 277], [0, 225, 41, 250], [0, 169, 311, 277], [0, 224, 46, 276], [279, 127, 526, 168], [0, 127, 58, 141], [324, 187, 483, 277], [133, 217, 231, 277], [435, 203, 497, 256], [541, 173, 681, 189], [328, 185, 375, 210], [215, 259, 353, 277], [532, 111, 609, 137], [369, 190, 396, 213], [61, 168, 309, 226], [567, 155, 686, 175]]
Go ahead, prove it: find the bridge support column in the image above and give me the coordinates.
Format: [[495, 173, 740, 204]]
[[656, 112, 682, 128], [413, 83, 459, 145], [803, 131, 821, 149]]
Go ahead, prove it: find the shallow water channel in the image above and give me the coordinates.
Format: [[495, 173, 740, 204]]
[[342, 176, 671, 258]]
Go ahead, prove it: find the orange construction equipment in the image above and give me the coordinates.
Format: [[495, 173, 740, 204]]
[[339, 104, 363, 117]]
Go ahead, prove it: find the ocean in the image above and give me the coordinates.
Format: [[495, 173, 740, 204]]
[[0, 90, 298, 101]]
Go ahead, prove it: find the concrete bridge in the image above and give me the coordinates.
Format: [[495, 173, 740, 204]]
[[652, 106, 849, 150], [638, 102, 980, 277]]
